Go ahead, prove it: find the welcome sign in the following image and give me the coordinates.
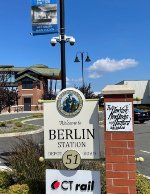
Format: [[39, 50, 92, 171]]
[[44, 88, 100, 159], [46, 169, 100, 194]]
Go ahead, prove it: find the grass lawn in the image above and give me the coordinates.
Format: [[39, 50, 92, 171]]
[[0, 113, 43, 134]]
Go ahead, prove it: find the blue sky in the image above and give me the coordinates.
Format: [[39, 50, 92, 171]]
[[0, 0, 150, 93]]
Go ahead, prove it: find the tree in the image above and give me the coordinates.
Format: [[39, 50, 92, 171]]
[[42, 79, 57, 100], [42, 89, 56, 100], [0, 71, 19, 113], [75, 83, 98, 99]]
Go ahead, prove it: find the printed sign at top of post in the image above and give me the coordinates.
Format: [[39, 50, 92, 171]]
[[105, 102, 133, 132], [31, 0, 58, 35]]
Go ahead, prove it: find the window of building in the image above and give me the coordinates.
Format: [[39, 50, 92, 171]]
[[22, 77, 33, 89]]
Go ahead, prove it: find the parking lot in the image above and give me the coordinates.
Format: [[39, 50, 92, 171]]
[[134, 120, 150, 177]]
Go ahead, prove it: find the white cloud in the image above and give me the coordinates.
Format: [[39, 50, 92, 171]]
[[57, 77, 71, 87], [69, 78, 82, 82], [55, 77, 82, 89], [66, 77, 70, 86], [66, 77, 70, 82], [66, 77, 82, 86], [88, 57, 138, 78], [88, 72, 103, 79], [94, 91, 101, 95]]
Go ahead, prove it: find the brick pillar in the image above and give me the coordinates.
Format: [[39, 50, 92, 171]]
[[102, 85, 136, 194]]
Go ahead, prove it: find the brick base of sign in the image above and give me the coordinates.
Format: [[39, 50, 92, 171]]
[[104, 132, 136, 194]]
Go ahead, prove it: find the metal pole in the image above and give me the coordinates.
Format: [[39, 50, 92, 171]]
[[60, 0, 66, 89], [81, 52, 84, 88], [55, 80, 57, 95]]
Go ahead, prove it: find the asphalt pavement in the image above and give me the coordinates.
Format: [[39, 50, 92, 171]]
[[134, 121, 150, 177], [25, 118, 44, 127], [0, 112, 35, 121]]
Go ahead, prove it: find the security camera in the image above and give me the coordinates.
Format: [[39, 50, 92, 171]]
[[51, 38, 57, 46], [69, 37, 75, 46]]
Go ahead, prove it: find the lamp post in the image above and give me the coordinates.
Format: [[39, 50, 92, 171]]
[[74, 52, 91, 88], [59, 0, 66, 89], [50, 0, 75, 90]]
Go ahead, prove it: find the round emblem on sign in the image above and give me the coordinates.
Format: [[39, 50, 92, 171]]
[[57, 89, 83, 118]]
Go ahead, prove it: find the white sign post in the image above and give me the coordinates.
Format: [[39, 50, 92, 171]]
[[46, 169, 100, 194], [44, 88, 100, 159], [44, 88, 101, 194], [105, 102, 133, 132]]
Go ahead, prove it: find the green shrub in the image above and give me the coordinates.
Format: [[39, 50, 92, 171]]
[[8, 184, 29, 194], [0, 187, 7, 193], [0, 122, 6, 127], [6, 121, 13, 124], [0, 171, 13, 190], [136, 173, 150, 194], [134, 97, 141, 101], [32, 113, 43, 118], [8, 138, 46, 194], [14, 122, 23, 127]]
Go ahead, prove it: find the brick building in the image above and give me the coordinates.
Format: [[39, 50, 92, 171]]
[[0, 64, 61, 111]]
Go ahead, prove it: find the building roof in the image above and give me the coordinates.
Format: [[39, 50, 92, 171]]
[[17, 67, 60, 78], [30, 64, 49, 68], [0, 65, 14, 68], [0, 64, 61, 79], [0, 66, 24, 72], [15, 73, 39, 81], [117, 80, 150, 84]]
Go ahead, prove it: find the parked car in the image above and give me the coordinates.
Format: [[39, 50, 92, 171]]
[[134, 108, 150, 123]]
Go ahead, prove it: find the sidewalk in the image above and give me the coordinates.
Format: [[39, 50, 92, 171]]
[[0, 110, 43, 115]]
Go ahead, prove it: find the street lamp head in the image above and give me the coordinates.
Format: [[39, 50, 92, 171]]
[[74, 55, 80, 62], [85, 55, 91, 62]]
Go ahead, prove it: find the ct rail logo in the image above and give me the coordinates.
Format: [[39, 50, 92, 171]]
[[46, 170, 100, 194], [50, 180, 94, 192], [57, 88, 83, 118], [51, 181, 60, 190]]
